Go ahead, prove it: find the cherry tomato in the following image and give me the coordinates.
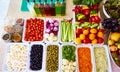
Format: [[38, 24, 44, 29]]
[[76, 28, 82, 35], [82, 28, 85, 31], [99, 29, 104, 32], [25, 18, 44, 41], [83, 38, 90, 44], [98, 38, 104, 43]]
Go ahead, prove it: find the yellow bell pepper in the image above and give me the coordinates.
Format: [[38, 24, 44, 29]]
[[82, 5, 89, 10], [78, 14, 85, 20], [90, 13, 98, 17]]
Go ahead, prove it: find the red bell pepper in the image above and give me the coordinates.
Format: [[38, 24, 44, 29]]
[[89, 16, 101, 23]]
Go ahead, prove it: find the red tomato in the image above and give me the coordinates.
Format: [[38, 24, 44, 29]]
[[83, 38, 90, 44], [87, 28, 90, 32], [76, 28, 82, 35], [98, 38, 104, 43], [82, 28, 85, 31]]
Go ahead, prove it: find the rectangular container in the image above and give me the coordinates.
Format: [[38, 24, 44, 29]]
[[44, 43, 61, 72], [22, 18, 45, 43], [72, 5, 104, 45], [93, 44, 112, 72], [61, 43, 78, 72], [28, 42, 45, 72], [44, 18, 61, 43], [76, 44, 95, 72], [2, 43, 29, 72], [60, 18, 75, 44]]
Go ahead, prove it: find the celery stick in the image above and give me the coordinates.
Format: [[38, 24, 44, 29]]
[[61, 22, 66, 41], [71, 24, 74, 42], [70, 23, 74, 42], [61, 22, 64, 41], [63, 22, 69, 42], [68, 23, 71, 42], [67, 22, 71, 42]]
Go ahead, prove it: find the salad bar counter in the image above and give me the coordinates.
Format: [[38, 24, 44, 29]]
[[1, 0, 120, 72]]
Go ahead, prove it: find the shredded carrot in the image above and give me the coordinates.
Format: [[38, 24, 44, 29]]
[[78, 47, 92, 72]]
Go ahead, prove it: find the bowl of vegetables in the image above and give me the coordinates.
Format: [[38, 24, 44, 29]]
[[103, 0, 120, 22], [108, 32, 120, 68]]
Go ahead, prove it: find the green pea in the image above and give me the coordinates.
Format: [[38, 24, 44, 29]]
[[46, 45, 59, 72]]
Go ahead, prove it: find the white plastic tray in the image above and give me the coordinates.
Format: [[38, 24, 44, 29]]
[[93, 44, 112, 72], [61, 43, 78, 72], [44, 18, 61, 43], [28, 42, 45, 72], [76, 44, 95, 72], [72, 5, 104, 45], [59, 18, 75, 44], [22, 18, 45, 43], [44, 43, 61, 72], [2, 43, 29, 72]]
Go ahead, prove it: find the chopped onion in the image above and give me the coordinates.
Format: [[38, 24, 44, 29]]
[[46, 23, 50, 28], [53, 31, 58, 36], [48, 26, 53, 30], [53, 26, 58, 31], [46, 29, 50, 33], [49, 19, 54, 23], [45, 34, 49, 38], [50, 23, 54, 27], [53, 36, 57, 41], [50, 33, 54, 37], [54, 22, 59, 26]]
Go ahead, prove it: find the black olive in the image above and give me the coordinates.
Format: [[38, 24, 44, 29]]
[[30, 44, 43, 70]]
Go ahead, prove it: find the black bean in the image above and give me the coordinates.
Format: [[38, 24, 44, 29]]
[[30, 44, 43, 70]]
